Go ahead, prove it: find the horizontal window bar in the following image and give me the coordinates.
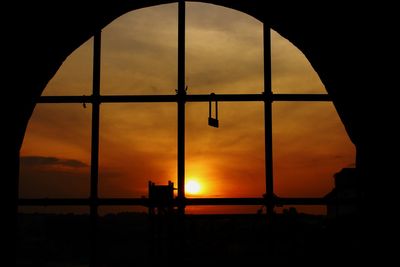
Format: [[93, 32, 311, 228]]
[[38, 93, 331, 103], [18, 197, 353, 206], [186, 197, 331, 205], [273, 94, 331, 101]]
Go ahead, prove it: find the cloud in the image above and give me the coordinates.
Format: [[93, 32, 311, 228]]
[[21, 156, 88, 168]]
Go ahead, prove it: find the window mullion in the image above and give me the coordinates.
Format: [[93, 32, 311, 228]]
[[177, 0, 186, 214], [90, 31, 101, 267], [263, 23, 274, 215]]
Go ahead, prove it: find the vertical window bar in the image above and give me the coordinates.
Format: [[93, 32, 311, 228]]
[[177, 0, 186, 214], [263, 23, 274, 215], [90, 31, 101, 267]]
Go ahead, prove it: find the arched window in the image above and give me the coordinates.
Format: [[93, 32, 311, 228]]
[[20, 2, 354, 214], [18, 2, 354, 264]]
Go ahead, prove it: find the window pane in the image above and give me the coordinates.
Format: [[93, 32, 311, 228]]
[[271, 30, 326, 94], [186, 3, 263, 94], [183, 214, 269, 265], [20, 104, 91, 198], [187, 205, 264, 215], [274, 205, 327, 216], [17, 207, 89, 266], [98, 206, 148, 216], [99, 103, 177, 198], [97, 207, 149, 266], [273, 102, 355, 198], [101, 4, 178, 95], [186, 102, 265, 199], [42, 38, 93, 96]]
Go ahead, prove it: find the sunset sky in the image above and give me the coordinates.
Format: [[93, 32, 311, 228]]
[[19, 3, 355, 214]]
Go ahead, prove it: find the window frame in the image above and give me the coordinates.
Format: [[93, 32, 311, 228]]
[[19, 0, 333, 213]]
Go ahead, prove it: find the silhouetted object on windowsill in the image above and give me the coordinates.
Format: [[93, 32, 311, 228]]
[[148, 181, 176, 216], [324, 168, 358, 218], [258, 193, 281, 215], [148, 181, 177, 263]]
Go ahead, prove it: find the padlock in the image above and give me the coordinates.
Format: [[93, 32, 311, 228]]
[[208, 117, 219, 128], [208, 93, 219, 128]]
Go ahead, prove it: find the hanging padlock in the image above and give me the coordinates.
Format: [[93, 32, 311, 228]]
[[208, 93, 219, 128]]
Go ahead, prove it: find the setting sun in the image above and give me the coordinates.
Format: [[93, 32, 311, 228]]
[[185, 180, 201, 195]]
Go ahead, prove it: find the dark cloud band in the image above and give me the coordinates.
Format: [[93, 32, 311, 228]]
[[21, 156, 88, 168]]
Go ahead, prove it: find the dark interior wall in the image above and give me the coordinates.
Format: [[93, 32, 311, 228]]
[[3, 0, 392, 264]]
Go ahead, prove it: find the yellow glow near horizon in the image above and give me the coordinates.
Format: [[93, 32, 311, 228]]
[[185, 180, 201, 195]]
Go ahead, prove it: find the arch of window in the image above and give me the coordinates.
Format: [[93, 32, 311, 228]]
[[19, 1, 336, 213]]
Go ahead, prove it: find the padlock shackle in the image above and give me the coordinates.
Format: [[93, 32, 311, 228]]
[[215, 99, 218, 120], [209, 94, 218, 120], [209, 98, 211, 117], [208, 93, 219, 127]]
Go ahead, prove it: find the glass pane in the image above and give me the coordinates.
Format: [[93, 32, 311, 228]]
[[20, 104, 91, 198], [274, 205, 327, 216], [186, 3, 263, 94], [99, 206, 147, 216], [18, 206, 89, 214], [186, 102, 265, 199], [101, 4, 178, 95], [97, 207, 149, 266], [42, 38, 93, 96], [17, 207, 89, 266], [99, 103, 177, 198], [184, 214, 268, 265], [271, 30, 326, 94], [273, 102, 355, 198], [187, 205, 264, 215]]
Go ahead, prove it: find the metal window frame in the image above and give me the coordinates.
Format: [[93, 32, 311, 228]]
[[18, 2, 334, 264], [18, 1, 333, 212]]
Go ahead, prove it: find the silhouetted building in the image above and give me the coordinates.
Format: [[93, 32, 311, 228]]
[[325, 168, 358, 218]]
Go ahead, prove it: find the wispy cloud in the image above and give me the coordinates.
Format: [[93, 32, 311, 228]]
[[21, 156, 88, 168]]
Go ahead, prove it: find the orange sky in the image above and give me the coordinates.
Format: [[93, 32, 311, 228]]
[[19, 3, 355, 214]]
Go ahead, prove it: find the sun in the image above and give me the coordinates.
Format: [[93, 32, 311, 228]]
[[185, 180, 201, 195]]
